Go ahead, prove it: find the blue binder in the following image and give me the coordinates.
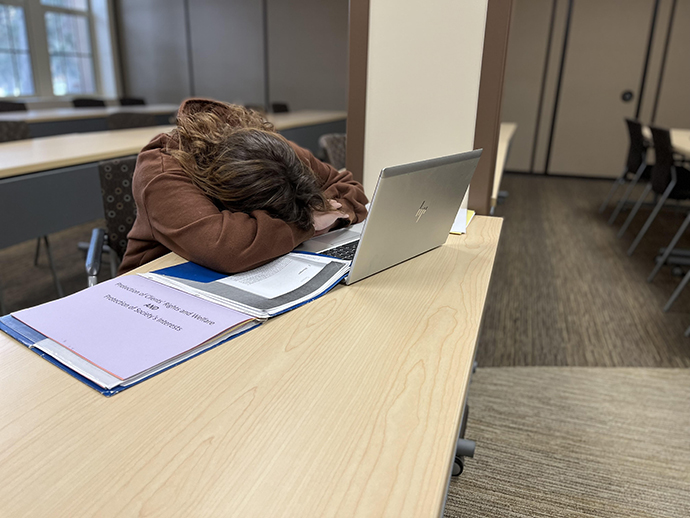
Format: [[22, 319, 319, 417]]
[[0, 313, 260, 397]]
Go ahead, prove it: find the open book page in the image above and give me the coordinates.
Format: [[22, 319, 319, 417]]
[[218, 255, 324, 299], [144, 253, 350, 318], [11, 275, 256, 383]]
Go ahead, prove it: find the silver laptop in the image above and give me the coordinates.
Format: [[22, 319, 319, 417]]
[[296, 149, 481, 284]]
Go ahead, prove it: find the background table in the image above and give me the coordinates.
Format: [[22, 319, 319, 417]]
[[0, 125, 174, 250], [491, 122, 517, 213], [640, 126, 690, 155], [0, 105, 347, 145], [0, 110, 348, 251], [0, 216, 502, 517], [0, 104, 179, 137]]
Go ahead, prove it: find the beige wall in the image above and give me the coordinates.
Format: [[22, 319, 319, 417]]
[[116, 0, 348, 110], [267, 0, 349, 111], [654, 0, 690, 129], [359, 0, 488, 197], [500, 0, 553, 172], [502, 0, 690, 177]]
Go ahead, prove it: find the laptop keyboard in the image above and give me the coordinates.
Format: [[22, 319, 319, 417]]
[[323, 240, 360, 261]]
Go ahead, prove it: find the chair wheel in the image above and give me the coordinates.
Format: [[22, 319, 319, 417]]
[[452, 457, 464, 476]]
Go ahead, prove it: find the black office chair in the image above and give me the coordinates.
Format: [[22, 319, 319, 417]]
[[0, 100, 27, 112], [86, 156, 138, 286], [72, 98, 106, 108], [106, 112, 157, 130], [620, 126, 690, 256], [600, 119, 652, 224], [271, 102, 290, 113], [119, 97, 146, 106], [319, 133, 347, 171], [0, 120, 30, 142]]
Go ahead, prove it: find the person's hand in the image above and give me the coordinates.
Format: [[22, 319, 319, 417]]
[[313, 200, 347, 236]]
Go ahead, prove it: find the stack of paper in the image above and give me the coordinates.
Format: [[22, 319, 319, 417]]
[[5, 275, 258, 392], [144, 252, 350, 318], [0, 252, 350, 395], [450, 208, 476, 235]]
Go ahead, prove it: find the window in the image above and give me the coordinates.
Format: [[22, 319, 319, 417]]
[[0, 4, 34, 96], [45, 10, 94, 95], [0, 0, 106, 98]]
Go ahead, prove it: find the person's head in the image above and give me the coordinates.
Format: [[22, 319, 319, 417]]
[[168, 101, 329, 231]]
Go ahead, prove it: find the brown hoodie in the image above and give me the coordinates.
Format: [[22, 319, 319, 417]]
[[119, 99, 368, 275]]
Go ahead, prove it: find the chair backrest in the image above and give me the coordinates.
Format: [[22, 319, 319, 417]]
[[625, 118, 647, 173], [72, 98, 106, 108], [271, 102, 290, 113], [119, 97, 146, 106], [98, 156, 138, 260], [649, 126, 675, 194], [0, 120, 30, 143], [0, 100, 27, 112], [318, 133, 347, 171], [106, 112, 157, 130]]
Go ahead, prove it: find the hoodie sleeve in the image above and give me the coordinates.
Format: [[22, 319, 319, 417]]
[[289, 142, 369, 227], [137, 149, 315, 273]]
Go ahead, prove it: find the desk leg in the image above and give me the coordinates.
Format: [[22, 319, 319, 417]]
[[452, 361, 477, 476], [42, 236, 64, 298]]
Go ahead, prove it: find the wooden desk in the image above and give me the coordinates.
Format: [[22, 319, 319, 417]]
[[0, 110, 347, 250], [491, 122, 517, 212], [0, 216, 502, 517], [269, 110, 346, 154], [0, 125, 174, 180], [641, 126, 690, 155], [670, 129, 690, 155], [0, 105, 347, 145], [0, 104, 179, 137], [0, 125, 174, 249]]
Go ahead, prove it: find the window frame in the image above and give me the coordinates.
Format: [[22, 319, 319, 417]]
[[0, 0, 103, 99]]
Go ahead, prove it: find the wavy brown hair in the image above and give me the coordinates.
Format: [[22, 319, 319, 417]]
[[167, 102, 329, 230]]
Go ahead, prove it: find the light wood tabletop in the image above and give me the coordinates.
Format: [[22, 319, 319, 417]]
[[0, 216, 502, 517], [0, 104, 179, 123], [0, 105, 345, 128], [492, 122, 518, 207], [641, 126, 690, 155], [670, 129, 690, 155], [267, 110, 347, 130], [0, 111, 348, 180], [0, 125, 175, 179]]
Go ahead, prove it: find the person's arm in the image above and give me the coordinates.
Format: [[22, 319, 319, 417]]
[[140, 155, 314, 273], [290, 142, 369, 228]]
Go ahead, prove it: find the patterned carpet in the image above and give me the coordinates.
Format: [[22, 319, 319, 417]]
[[477, 174, 690, 367], [444, 367, 690, 518], [443, 174, 690, 517]]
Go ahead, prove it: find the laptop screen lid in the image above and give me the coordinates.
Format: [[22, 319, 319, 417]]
[[344, 149, 480, 284], [296, 148, 481, 284]]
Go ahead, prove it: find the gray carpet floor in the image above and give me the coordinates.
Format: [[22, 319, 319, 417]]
[[444, 368, 690, 518], [478, 174, 690, 367], [444, 174, 690, 517]]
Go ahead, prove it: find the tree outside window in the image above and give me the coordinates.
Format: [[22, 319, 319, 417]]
[[0, 0, 100, 98]]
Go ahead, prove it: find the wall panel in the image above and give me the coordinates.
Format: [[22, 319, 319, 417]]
[[267, 0, 349, 111], [188, 0, 264, 106], [116, 0, 190, 104]]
